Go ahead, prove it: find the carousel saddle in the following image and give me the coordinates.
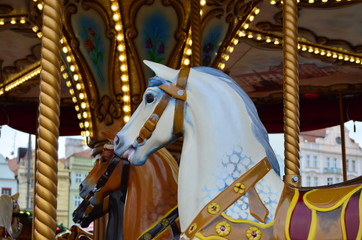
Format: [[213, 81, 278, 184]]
[[303, 184, 362, 210]]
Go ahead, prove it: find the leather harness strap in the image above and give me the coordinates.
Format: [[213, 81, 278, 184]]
[[184, 157, 272, 239], [137, 206, 179, 240], [137, 68, 190, 144]]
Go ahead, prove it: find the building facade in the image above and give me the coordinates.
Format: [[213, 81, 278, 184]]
[[0, 154, 17, 196], [15, 149, 71, 226], [300, 126, 362, 187], [67, 148, 93, 226]]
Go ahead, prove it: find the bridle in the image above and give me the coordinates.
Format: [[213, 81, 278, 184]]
[[74, 154, 130, 220], [136, 67, 190, 144]]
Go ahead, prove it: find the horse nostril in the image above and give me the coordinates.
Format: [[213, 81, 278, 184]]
[[115, 136, 120, 146]]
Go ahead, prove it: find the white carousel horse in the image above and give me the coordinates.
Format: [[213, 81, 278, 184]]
[[114, 61, 362, 239], [0, 193, 23, 239]]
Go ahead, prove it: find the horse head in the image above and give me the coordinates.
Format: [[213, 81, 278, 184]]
[[73, 143, 126, 226], [114, 61, 184, 166], [0, 193, 23, 239]]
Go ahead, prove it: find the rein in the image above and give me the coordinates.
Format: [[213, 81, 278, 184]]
[[77, 155, 130, 220], [137, 68, 190, 144]]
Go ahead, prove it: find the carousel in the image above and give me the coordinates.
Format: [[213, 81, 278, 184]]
[[0, 0, 362, 239]]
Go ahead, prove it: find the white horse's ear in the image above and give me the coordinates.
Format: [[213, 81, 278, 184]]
[[143, 60, 178, 80]]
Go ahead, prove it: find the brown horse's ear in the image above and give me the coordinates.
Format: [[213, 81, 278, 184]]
[[11, 192, 19, 201], [101, 131, 116, 144]]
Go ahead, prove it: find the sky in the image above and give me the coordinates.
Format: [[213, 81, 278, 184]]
[[0, 121, 361, 160]]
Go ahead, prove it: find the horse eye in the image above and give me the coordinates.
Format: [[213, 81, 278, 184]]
[[101, 157, 108, 162], [145, 93, 155, 103]]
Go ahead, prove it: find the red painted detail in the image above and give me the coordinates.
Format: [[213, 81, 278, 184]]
[[289, 190, 312, 240], [345, 189, 360, 239]]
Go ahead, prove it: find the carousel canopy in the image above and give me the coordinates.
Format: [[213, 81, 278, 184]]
[[0, 0, 361, 138]]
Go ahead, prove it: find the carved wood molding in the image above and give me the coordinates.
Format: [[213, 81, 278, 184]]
[[63, 0, 122, 129]]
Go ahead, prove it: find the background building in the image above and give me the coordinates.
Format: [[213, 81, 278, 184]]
[[65, 138, 93, 227], [0, 154, 17, 196], [300, 125, 362, 187]]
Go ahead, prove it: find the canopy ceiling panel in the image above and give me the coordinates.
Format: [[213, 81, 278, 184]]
[[0, 0, 361, 139]]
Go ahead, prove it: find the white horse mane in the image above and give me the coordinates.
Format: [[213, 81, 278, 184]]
[[192, 66, 280, 175]]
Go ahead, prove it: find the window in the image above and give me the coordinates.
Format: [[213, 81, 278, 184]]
[[75, 173, 82, 183], [1, 188, 11, 195], [333, 158, 337, 169], [306, 176, 311, 187], [313, 156, 318, 168], [306, 155, 311, 168], [352, 160, 356, 172], [326, 157, 330, 168], [314, 177, 318, 186], [74, 195, 81, 207], [327, 177, 333, 185], [347, 160, 349, 171], [335, 177, 340, 183]]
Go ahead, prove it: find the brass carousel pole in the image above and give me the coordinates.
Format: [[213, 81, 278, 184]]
[[282, 0, 301, 187], [33, 0, 63, 239], [339, 94, 348, 181]]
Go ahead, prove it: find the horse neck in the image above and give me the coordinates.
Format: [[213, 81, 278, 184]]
[[124, 152, 178, 239], [178, 75, 283, 230]]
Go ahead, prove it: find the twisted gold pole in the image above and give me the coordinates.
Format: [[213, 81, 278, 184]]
[[33, 0, 63, 239], [282, 0, 301, 187], [191, 0, 201, 66]]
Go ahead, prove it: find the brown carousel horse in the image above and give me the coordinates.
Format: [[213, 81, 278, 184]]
[[73, 141, 179, 240], [0, 193, 22, 240]]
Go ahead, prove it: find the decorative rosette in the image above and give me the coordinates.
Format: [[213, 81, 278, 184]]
[[215, 221, 231, 237], [246, 226, 262, 240]]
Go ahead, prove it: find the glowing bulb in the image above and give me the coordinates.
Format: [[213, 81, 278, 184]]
[[120, 64, 127, 71], [72, 97, 77, 103], [10, 18, 16, 24], [123, 105, 131, 112], [84, 121, 90, 128], [183, 58, 190, 65], [111, 4, 118, 11], [186, 49, 192, 55], [0, 19, 4, 25], [249, 15, 255, 22], [254, 8, 260, 15], [81, 102, 87, 109], [76, 83, 82, 90], [121, 75, 128, 82], [73, 74, 79, 81], [115, 24, 122, 31], [79, 93, 85, 99], [66, 56, 72, 62], [227, 46, 234, 53], [238, 31, 246, 37], [119, 54, 126, 61], [122, 85, 129, 92], [117, 34, 124, 41], [62, 47, 68, 53], [123, 95, 130, 102], [70, 65, 76, 72], [124, 116, 130, 122], [113, 14, 120, 21], [83, 112, 88, 118], [117, 44, 125, 52]]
